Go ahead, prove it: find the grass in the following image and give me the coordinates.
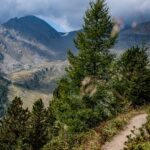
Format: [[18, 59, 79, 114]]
[[8, 85, 52, 109], [72, 106, 149, 150], [7, 61, 66, 109]]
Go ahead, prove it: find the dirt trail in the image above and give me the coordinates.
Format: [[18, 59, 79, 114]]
[[101, 114, 148, 150]]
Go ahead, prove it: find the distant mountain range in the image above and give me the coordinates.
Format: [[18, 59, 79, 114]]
[[115, 22, 150, 52], [0, 15, 150, 107], [0, 16, 75, 73], [0, 15, 150, 73]]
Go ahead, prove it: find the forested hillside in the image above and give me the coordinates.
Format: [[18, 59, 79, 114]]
[[0, 0, 149, 150]]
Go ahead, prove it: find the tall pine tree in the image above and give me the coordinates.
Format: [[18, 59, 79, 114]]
[[53, 0, 118, 133], [67, 0, 117, 88]]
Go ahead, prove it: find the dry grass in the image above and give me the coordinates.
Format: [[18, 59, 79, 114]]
[[8, 85, 52, 110], [9, 60, 66, 82], [10, 70, 34, 81], [7, 61, 67, 109], [73, 106, 149, 150]]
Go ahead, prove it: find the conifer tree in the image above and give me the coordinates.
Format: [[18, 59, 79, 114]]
[[119, 46, 150, 106], [47, 100, 57, 138], [53, 0, 118, 133], [28, 99, 48, 150], [0, 97, 30, 149], [55, 0, 117, 98], [67, 0, 117, 87]]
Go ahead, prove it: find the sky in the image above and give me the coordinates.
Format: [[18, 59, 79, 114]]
[[0, 0, 150, 32]]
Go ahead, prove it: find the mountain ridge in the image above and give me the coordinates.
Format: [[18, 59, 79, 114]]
[[0, 15, 76, 73], [0, 15, 150, 74], [0, 15, 150, 108], [2, 16, 61, 46]]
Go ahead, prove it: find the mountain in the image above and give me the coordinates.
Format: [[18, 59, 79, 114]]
[[3, 15, 61, 44], [8, 60, 67, 109], [0, 16, 150, 108], [115, 22, 150, 54], [0, 15, 76, 73], [1, 16, 150, 74]]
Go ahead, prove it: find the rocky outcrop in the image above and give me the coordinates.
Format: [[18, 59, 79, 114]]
[[9, 61, 67, 94]]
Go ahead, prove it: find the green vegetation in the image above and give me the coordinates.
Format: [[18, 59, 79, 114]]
[[0, 97, 30, 149], [28, 99, 49, 150], [72, 107, 148, 150], [53, 0, 118, 134], [0, 97, 55, 150], [0, 76, 10, 117], [115, 46, 150, 106], [0, 0, 149, 149]]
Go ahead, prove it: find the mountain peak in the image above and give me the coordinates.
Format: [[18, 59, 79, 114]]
[[21, 15, 40, 19], [2, 15, 61, 45]]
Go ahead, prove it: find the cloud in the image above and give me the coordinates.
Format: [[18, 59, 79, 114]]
[[107, 0, 150, 24], [0, 0, 150, 32]]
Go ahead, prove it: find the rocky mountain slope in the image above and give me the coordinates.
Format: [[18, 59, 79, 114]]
[[114, 21, 150, 54], [0, 16, 150, 107], [0, 15, 75, 73], [1, 16, 150, 74], [8, 61, 67, 109]]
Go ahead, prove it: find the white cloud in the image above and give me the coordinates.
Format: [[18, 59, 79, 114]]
[[107, 0, 150, 23], [38, 15, 73, 32], [0, 0, 149, 31]]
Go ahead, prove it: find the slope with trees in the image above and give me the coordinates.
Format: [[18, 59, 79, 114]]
[[0, 0, 149, 149]]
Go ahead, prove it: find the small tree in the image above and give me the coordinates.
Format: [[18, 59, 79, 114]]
[[119, 46, 150, 106], [0, 97, 30, 149], [28, 99, 48, 150]]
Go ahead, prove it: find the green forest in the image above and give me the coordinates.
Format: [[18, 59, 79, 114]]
[[0, 0, 150, 149]]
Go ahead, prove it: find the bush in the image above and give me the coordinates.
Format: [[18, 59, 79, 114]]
[[115, 46, 150, 107]]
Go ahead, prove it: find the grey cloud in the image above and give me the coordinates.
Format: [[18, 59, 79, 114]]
[[0, 0, 150, 31], [107, 0, 150, 24]]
